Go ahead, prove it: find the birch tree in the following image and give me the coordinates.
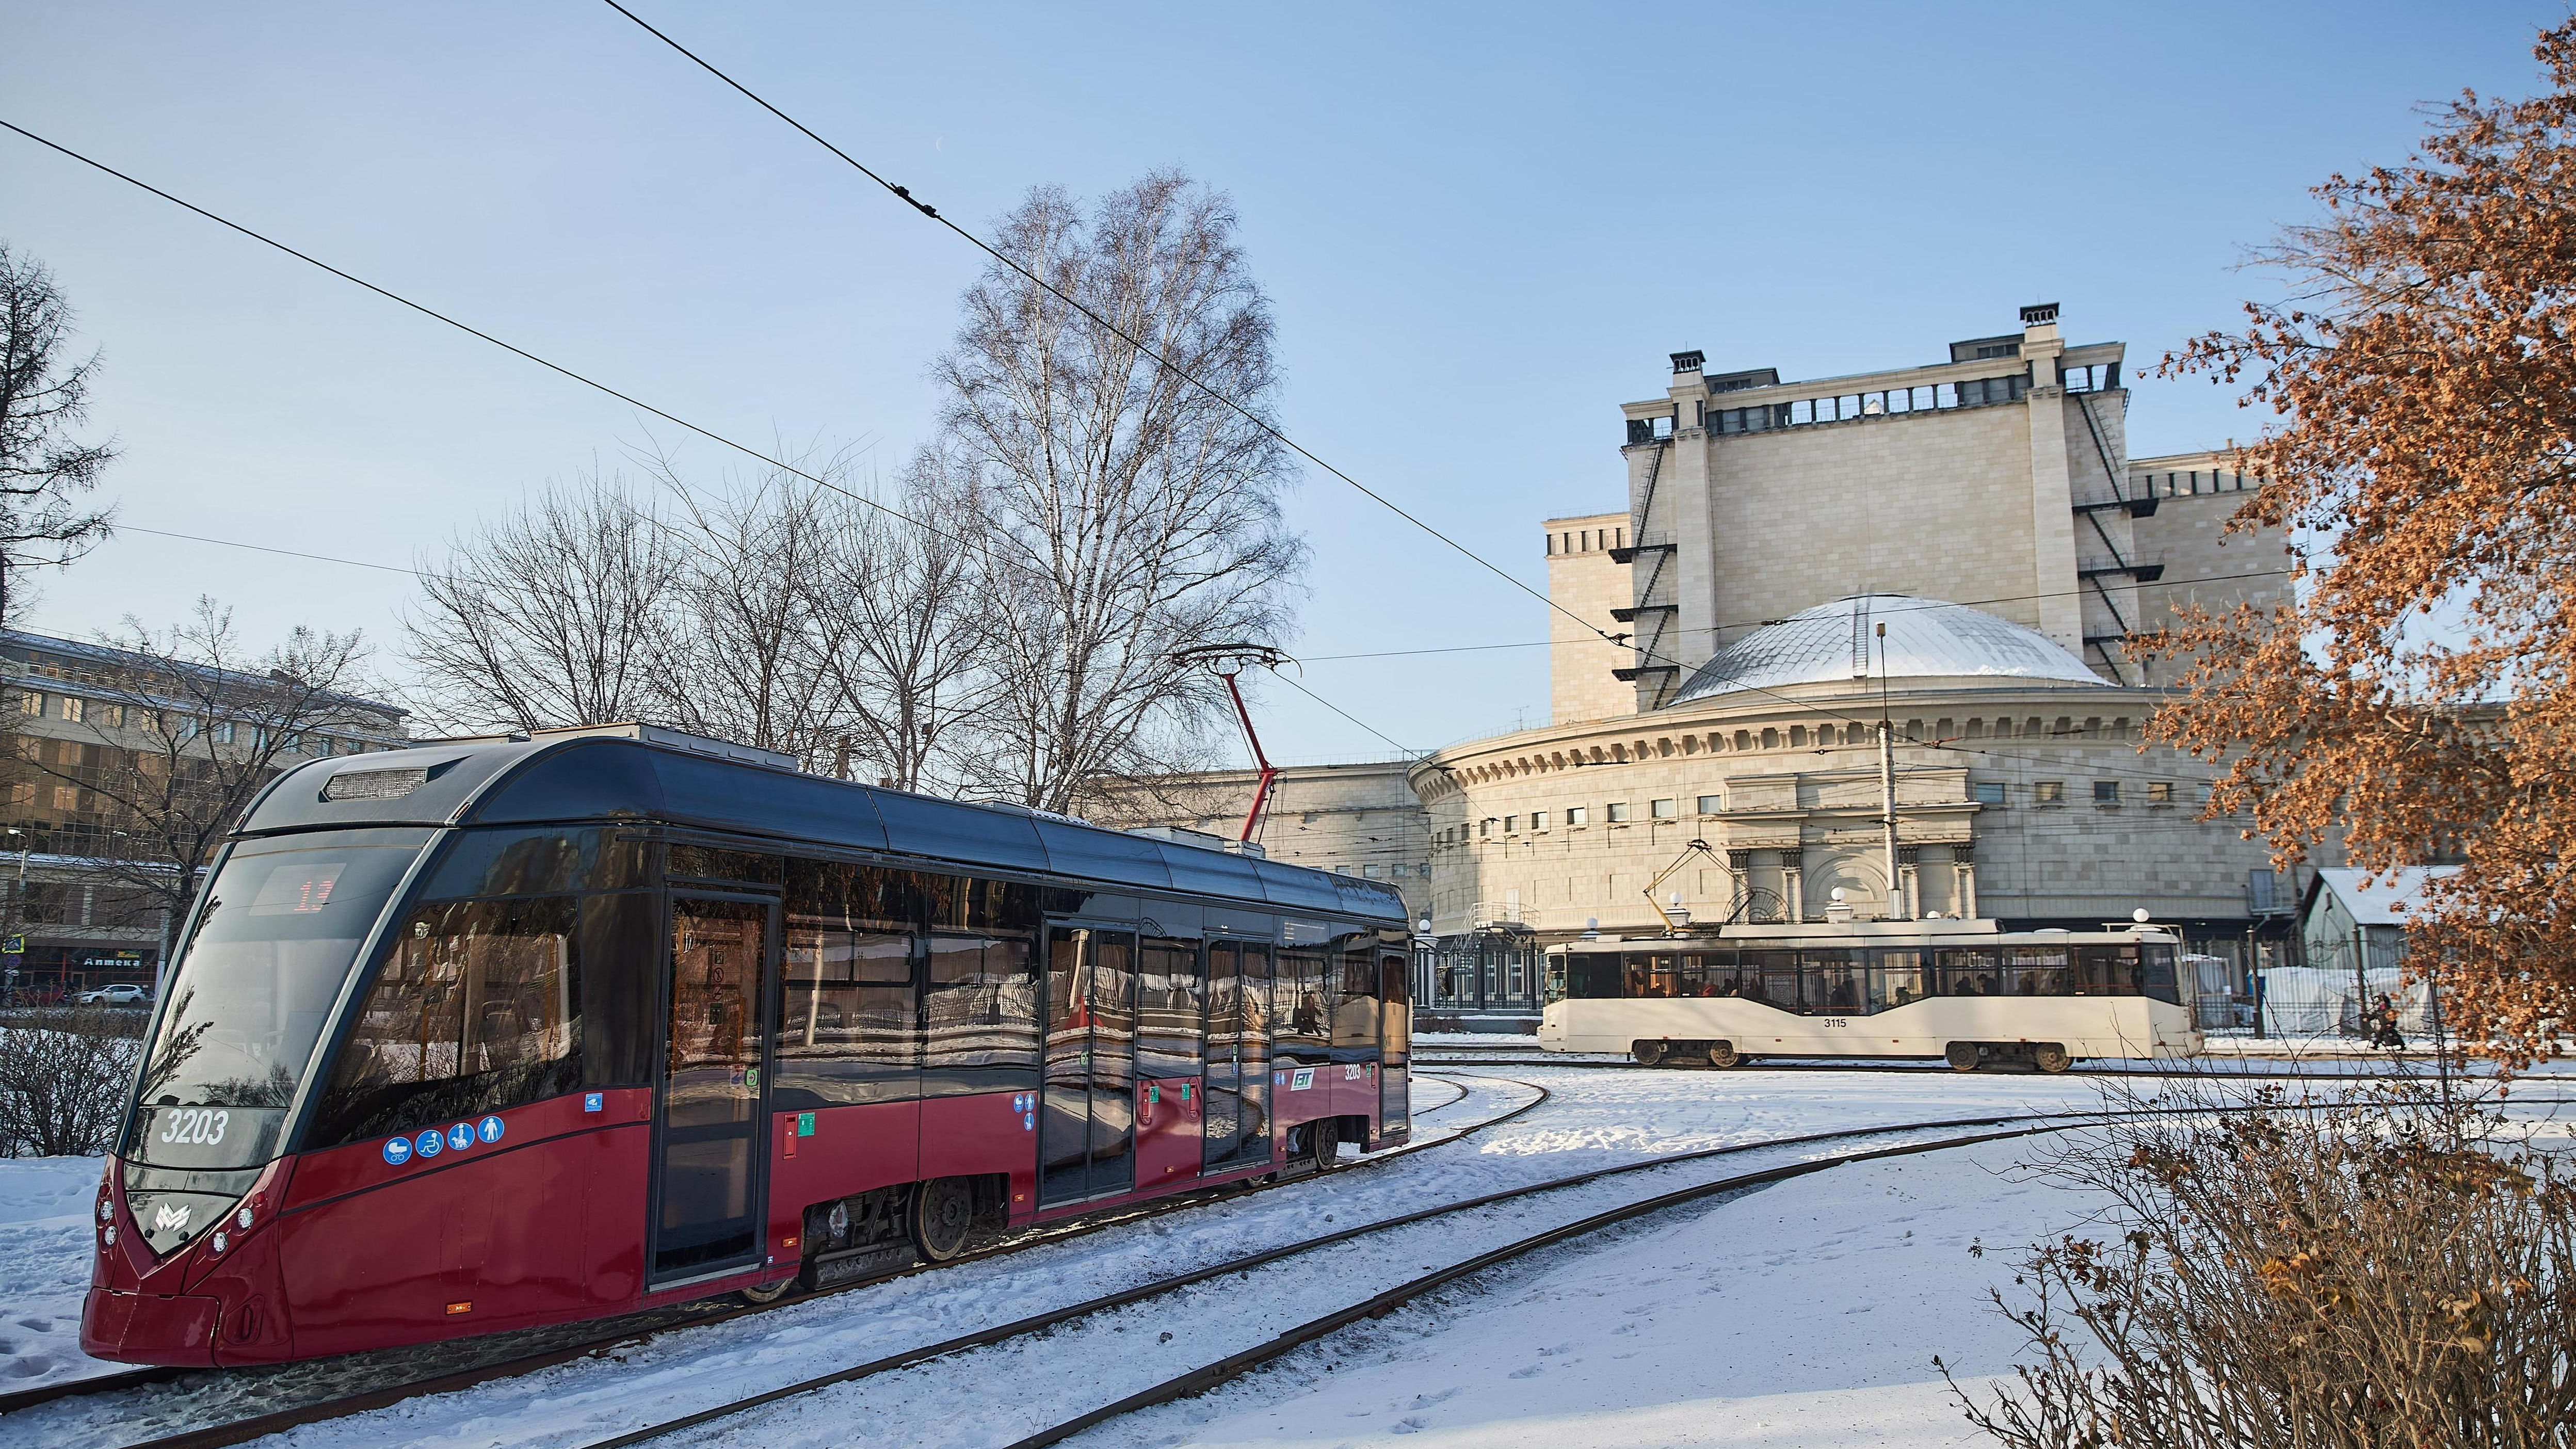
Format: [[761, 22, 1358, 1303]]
[[936, 171, 1303, 812], [0, 242, 117, 627], [406, 471, 681, 733]]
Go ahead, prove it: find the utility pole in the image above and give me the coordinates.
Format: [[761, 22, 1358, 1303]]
[[1876, 621, 1904, 920]]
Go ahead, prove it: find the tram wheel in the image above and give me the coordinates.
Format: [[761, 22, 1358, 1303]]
[[912, 1176, 974, 1262], [2033, 1043, 2072, 1075], [1631, 1039, 1669, 1068], [1308, 1117, 1339, 1172], [1706, 1041, 1741, 1070], [1945, 1042, 1982, 1073]]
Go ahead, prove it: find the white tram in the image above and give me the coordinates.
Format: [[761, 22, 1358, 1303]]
[[1539, 924, 2202, 1071]]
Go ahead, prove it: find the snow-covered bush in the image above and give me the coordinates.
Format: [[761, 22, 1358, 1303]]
[[0, 1007, 140, 1157], [1945, 1075, 2576, 1447]]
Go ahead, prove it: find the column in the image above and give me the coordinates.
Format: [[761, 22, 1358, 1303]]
[[1781, 848, 1807, 924], [1897, 845, 1920, 921], [1727, 848, 1751, 923], [1953, 846, 1979, 921]]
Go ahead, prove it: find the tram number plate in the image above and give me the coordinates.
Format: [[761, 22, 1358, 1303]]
[[1819, 1018, 1849, 1028]]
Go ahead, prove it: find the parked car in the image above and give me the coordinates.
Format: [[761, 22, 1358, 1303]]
[[74, 983, 152, 1007]]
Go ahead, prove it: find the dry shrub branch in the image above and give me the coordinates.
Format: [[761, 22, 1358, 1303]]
[[1946, 1076, 2576, 1447], [0, 1005, 140, 1157]]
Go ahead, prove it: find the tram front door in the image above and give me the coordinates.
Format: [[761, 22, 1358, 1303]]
[[1039, 924, 1138, 1208], [652, 895, 775, 1282]]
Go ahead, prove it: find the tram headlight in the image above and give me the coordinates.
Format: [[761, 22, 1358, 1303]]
[[211, 1231, 228, 1254], [235, 1206, 254, 1231], [826, 1200, 851, 1245], [96, 1196, 112, 1224], [102, 1226, 116, 1248]]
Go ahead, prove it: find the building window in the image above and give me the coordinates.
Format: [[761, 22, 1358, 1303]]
[[58, 696, 82, 723], [213, 721, 235, 745], [1650, 798, 1676, 819], [2146, 781, 2174, 804], [1605, 802, 1631, 823], [1532, 811, 1550, 832], [2035, 781, 2065, 804], [1972, 782, 2006, 806], [1362, 864, 1381, 879], [1479, 820, 1493, 838], [52, 785, 78, 811], [1696, 794, 1722, 814], [1566, 807, 1588, 827], [17, 690, 40, 716], [1504, 815, 1518, 833], [1334, 864, 1353, 875], [2095, 780, 2121, 804]]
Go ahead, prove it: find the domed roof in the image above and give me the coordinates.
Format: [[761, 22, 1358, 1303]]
[[1669, 594, 2110, 704]]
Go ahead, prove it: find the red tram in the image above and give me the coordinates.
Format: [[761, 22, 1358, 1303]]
[[82, 725, 1413, 1366]]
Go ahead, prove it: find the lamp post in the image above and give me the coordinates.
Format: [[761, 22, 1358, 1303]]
[[2, 827, 23, 1008]]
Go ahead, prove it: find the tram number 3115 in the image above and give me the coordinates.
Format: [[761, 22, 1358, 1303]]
[[1818, 1018, 1849, 1029]]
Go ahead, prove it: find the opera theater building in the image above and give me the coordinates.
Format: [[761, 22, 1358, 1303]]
[[1409, 305, 2308, 1024]]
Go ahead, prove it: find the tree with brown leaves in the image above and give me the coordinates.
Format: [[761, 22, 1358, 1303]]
[[2144, 22, 2576, 1068]]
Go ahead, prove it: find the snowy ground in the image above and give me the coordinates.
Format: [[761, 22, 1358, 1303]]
[[8, 1069, 2572, 1448], [0, 1155, 105, 1392]]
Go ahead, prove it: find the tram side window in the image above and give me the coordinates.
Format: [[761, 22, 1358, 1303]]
[[1936, 949, 2002, 997], [1276, 948, 1331, 1054], [2074, 945, 2145, 995], [1135, 938, 1203, 1077], [1565, 954, 1622, 1000], [423, 827, 648, 898], [309, 896, 583, 1147], [2004, 946, 2073, 997], [1625, 955, 1680, 998], [2141, 944, 2182, 1005], [776, 925, 917, 1107], [1870, 951, 1929, 1011], [921, 932, 1040, 1093], [1802, 959, 1864, 1014], [1333, 944, 1379, 1051], [579, 892, 658, 1086]]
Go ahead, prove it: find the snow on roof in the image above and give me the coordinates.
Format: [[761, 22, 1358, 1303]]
[[2310, 866, 2461, 927]]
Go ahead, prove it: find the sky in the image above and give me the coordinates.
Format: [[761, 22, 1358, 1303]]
[[0, 2, 2563, 764]]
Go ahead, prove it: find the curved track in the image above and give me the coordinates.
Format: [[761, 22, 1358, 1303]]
[[1, 1070, 1545, 1448]]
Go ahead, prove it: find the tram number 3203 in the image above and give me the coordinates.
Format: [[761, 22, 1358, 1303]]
[[158, 1108, 230, 1145]]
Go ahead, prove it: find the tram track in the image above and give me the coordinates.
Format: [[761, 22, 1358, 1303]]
[[592, 1089, 2576, 1449], [0, 1069, 1543, 1447], [573, 1109, 2111, 1449], [1414, 1051, 2547, 1082]]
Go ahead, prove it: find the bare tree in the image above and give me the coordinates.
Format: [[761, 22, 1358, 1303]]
[[39, 600, 380, 937], [810, 444, 999, 792], [936, 172, 1305, 812], [643, 451, 852, 768], [405, 470, 682, 734], [0, 242, 118, 627]]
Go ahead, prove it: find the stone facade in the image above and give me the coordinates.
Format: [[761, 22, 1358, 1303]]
[[1414, 308, 2309, 1002], [1542, 512, 1633, 725]]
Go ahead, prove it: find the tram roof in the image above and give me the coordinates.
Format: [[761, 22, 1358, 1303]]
[[231, 731, 1409, 924]]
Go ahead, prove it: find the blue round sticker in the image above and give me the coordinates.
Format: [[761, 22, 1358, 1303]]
[[414, 1128, 444, 1158], [447, 1122, 476, 1152], [477, 1115, 504, 1144], [1022, 1112, 1036, 1131], [382, 1136, 413, 1166]]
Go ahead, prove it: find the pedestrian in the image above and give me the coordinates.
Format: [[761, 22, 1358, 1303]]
[[2370, 992, 2406, 1050]]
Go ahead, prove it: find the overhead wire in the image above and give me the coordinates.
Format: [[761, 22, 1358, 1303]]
[[0, 119, 1029, 582], [0, 120, 1431, 758], [593, 1, 1634, 663]]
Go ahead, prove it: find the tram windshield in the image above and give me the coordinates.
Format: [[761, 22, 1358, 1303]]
[[124, 832, 426, 1170]]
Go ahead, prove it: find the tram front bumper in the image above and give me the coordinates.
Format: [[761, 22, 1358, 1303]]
[[81, 1289, 221, 1366]]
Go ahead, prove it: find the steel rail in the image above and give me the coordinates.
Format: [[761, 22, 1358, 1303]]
[[568, 1107, 2113, 1449], [19, 1070, 1542, 1445]]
